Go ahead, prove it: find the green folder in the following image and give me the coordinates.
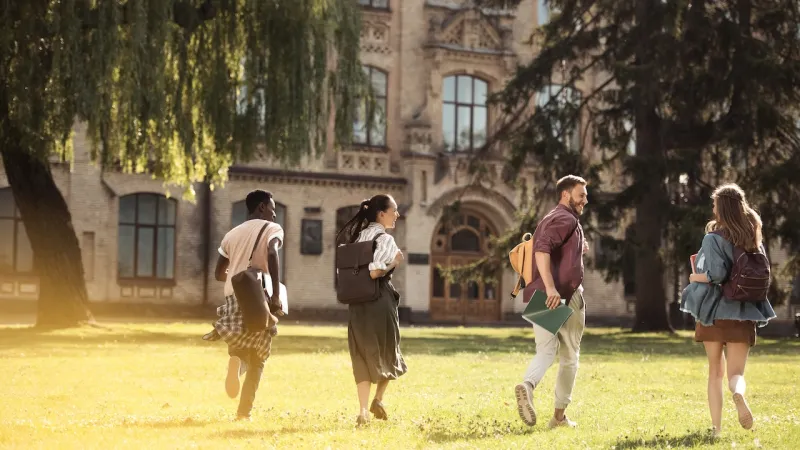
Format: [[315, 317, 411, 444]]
[[521, 289, 574, 335]]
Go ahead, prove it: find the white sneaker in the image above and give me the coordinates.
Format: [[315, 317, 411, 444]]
[[225, 356, 243, 398], [547, 415, 577, 429], [514, 382, 536, 426], [733, 393, 753, 430]]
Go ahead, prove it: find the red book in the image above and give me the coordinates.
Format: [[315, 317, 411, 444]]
[[690, 254, 697, 274]]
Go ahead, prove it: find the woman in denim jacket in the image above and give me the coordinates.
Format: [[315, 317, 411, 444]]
[[681, 183, 776, 437]]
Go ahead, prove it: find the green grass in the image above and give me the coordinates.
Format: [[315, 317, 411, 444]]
[[0, 322, 798, 449]]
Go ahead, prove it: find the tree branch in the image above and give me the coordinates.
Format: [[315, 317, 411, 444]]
[[80, 0, 217, 31]]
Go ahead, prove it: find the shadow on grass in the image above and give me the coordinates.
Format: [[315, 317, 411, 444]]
[[0, 325, 797, 358], [212, 415, 346, 438], [127, 416, 220, 429], [419, 416, 538, 443], [611, 430, 717, 449]]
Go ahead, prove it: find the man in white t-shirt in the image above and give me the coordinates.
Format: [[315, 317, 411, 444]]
[[202, 189, 284, 420]]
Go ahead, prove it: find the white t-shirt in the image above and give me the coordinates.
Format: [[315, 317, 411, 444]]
[[219, 219, 284, 297]]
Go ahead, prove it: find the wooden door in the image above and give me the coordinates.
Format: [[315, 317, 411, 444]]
[[429, 211, 502, 323]]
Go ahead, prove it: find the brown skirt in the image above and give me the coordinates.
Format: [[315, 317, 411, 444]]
[[695, 319, 757, 347]]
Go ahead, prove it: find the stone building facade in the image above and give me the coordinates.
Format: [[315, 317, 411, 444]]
[[0, 0, 795, 324]]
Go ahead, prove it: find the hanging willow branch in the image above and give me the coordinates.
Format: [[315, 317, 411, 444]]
[[1, 0, 368, 197]]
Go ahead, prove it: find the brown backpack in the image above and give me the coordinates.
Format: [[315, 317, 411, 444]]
[[710, 230, 771, 302], [230, 222, 278, 331], [508, 233, 534, 298], [335, 233, 384, 304]]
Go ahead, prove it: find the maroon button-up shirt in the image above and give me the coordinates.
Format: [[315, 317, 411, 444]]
[[522, 204, 585, 305]]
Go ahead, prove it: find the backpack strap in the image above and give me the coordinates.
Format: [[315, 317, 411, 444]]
[[247, 222, 271, 268]]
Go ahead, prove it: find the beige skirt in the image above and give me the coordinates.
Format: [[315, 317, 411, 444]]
[[695, 319, 756, 347]]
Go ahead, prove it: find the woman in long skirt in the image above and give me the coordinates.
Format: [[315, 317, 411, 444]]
[[336, 194, 407, 426]]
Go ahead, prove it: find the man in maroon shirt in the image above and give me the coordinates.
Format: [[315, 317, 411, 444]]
[[514, 175, 589, 429]]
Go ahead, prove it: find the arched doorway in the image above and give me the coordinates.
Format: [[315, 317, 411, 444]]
[[430, 209, 501, 323]]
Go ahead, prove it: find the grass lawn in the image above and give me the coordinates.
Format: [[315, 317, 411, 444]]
[[0, 322, 798, 449]]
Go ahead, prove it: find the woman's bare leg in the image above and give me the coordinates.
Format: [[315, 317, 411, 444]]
[[703, 341, 725, 434]]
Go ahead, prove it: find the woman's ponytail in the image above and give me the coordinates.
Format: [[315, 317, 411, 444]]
[[336, 194, 394, 245]]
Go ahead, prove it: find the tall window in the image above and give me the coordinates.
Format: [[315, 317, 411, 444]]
[[353, 66, 388, 147], [0, 188, 33, 274], [358, 0, 389, 9], [536, 84, 582, 152], [118, 194, 176, 280], [442, 75, 488, 151], [232, 201, 287, 283]]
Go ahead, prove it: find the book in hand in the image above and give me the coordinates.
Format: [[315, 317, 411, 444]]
[[690, 254, 697, 274], [521, 289, 573, 335], [260, 273, 289, 316]]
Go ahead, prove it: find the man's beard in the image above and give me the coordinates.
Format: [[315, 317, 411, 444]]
[[568, 197, 583, 215]]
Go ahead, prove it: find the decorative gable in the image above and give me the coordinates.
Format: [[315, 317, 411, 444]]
[[428, 8, 510, 54]]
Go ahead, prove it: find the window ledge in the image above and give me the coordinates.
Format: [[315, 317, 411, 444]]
[[118, 278, 177, 288], [0, 273, 38, 281], [350, 144, 390, 153], [360, 6, 392, 16]]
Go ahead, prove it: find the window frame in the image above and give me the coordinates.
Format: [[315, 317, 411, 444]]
[[353, 65, 389, 148], [442, 74, 489, 152], [357, 0, 390, 11], [117, 193, 177, 283], [536, 83, 582, 153], [0, 188, 34, 275]]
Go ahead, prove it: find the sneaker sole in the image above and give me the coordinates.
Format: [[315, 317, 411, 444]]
[[514, 384, 536, 426], [225, 356, 241, 398], [733, 393, 753, 430]]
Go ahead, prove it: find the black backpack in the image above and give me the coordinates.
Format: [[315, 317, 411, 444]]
[[335, 234, 384, 304]]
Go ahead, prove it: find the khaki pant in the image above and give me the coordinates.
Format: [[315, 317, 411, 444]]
[[523, 290, 586, 409]]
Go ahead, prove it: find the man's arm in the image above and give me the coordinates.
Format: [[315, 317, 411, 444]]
[[534, 252, 561, 309], [214, 254, 229, 281]]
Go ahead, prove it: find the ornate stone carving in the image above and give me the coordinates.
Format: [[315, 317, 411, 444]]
[[427, 7, 509, 54], [360, 20, 391, 55], [405, 122, 433, 155], [336, 149, 391, 175]]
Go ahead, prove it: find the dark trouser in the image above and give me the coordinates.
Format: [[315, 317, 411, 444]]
[[228, 347, 266, 416]]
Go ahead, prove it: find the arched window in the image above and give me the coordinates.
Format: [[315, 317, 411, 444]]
[[0, 188, 33, 274], [231, 200, 287, 283], [118, 193, 176, 280], [353, 66, 388, 147], [442, 75, 488, 151], [536, 84, 582, 152]]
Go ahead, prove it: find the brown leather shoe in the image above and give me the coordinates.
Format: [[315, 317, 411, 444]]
[[370, 399, 388, 420]]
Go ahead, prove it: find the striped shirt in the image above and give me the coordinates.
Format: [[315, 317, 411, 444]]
[[357, 222, 401, 270]]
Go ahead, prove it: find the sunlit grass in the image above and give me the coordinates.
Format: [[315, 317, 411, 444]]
[[0, 323, 798, 449]]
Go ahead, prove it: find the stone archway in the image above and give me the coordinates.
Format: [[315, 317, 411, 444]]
[[429, 208, 501, 323]]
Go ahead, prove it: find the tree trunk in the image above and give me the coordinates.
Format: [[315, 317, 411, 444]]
[[630, 0, 674, 333], [0, 136, 93, 328], [632, 181, 673, 332]]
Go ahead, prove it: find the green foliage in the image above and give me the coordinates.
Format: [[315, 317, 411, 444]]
[[453, 0, 800, 304], [0, 0, 368, 197]]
